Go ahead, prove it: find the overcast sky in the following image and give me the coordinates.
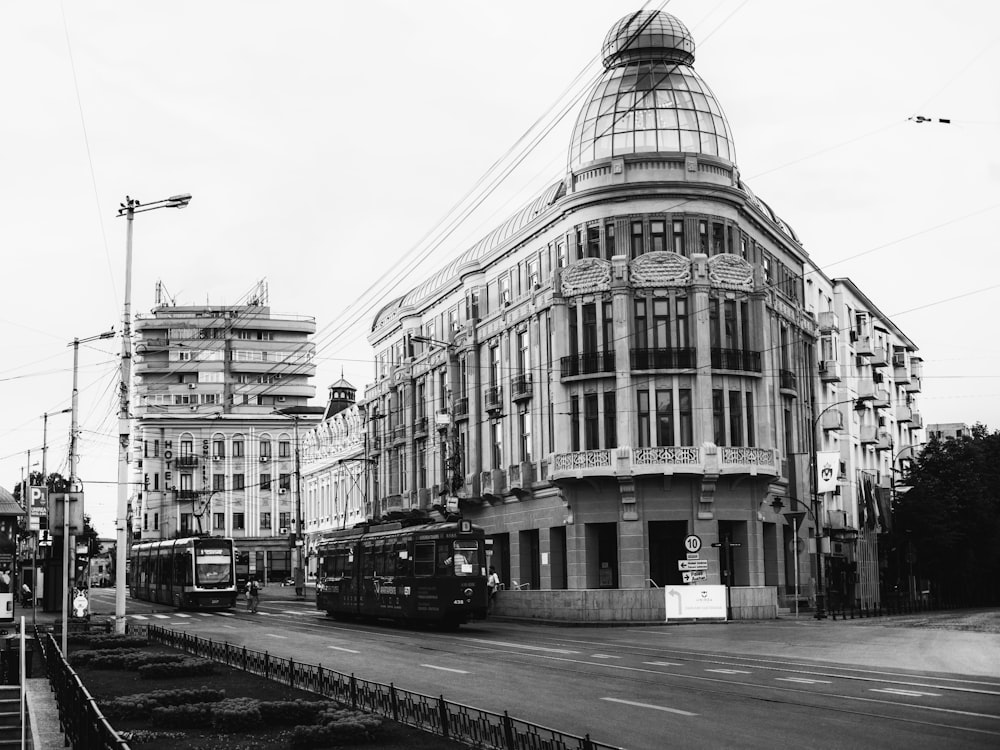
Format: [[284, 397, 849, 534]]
[[2, 1, 998, 538]]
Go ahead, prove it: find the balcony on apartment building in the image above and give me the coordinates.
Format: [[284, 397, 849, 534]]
[[870, 345, 889, 368], [453, 396, 470, 420], [711, 348, 762, 373], [175, 455, 199, 468], [895, 405, 914, 423], [413, 416, 428, 436], [480, 469, 507, 501], [892, 352, 911, 383], [909, 411, 924, 429], [855, 334, 875, 356], [821, 409, 845, 432], [507, 461, 535, 496], [560, 350, 616, 379], [630, 347, 696, 371], [511, 373, 533, 401], [485, 386, 503, 413], [817, 311, 839, 333], [905, 374, 922, 393], [550, 444, 778, 481], [859, 425, 892, 450], [819, 359, 840, 382], [391, 424, 407, 445], [779, 369, 798, 396], [872, 387, 891, 409]]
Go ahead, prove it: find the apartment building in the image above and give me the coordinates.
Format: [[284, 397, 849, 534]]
[[131, 284, 320, 583]]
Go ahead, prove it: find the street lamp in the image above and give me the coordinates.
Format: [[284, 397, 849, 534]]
[[114, 193, 191, 634], [62, 331, 114, 653], [808, 397, 859, 620]]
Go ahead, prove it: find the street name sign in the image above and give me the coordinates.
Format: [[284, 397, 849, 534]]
[[682, 571, 708, 583], [677, 559, 709, 571]]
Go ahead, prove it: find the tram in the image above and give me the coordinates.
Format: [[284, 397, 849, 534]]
[[316, 517, 488, 628], [129, 536, 238, 610]]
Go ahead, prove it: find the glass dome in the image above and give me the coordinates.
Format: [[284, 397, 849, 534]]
[[568, 10, 736, 172]]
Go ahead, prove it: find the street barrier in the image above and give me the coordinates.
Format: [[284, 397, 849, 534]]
[[138, 623, 623, 750], [34, 627, 131, 750]]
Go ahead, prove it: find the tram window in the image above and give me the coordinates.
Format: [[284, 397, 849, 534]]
[[453, 541, 480, 576], [195, 547, 231, 586], [175, 552, 191, 586], [414, 542, 435, 577]]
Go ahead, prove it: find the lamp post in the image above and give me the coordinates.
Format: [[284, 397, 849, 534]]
[[410, 336, 460, 513], [888, 442, 923, 603], [64, 331, 114, 653], [114, 193, 191, 634], [808, 397, 859, 620]]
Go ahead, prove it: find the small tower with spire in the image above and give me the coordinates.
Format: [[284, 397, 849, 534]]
[[323, 370, 357, 419]]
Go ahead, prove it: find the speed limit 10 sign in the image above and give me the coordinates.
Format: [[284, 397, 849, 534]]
[[683, 534, 702, 553]]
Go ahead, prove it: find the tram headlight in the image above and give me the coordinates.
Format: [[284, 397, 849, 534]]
[[463, 587, 474, 599]]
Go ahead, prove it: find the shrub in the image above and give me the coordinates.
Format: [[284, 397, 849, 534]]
[[138, 657, 217, 679], [100, 687, 225, 719], [287, 709, 382, 747], [150, 702, 214, 728], [258, 699, 334, 726], [71, 649, 188, 671], [68, 634, 148, 650], [212, 697, 263, 733]]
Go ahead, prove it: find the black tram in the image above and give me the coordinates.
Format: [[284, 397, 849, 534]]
[[129, 536, 238, 610], [316, 518, 488, 628]]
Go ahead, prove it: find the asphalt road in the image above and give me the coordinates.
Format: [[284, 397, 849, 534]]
[[83, 588, 1000, 750]]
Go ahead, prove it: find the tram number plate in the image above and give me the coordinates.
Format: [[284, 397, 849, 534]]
[[209, 599, 220, 605]]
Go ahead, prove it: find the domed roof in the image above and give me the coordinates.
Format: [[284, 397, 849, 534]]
[[568, 10, 735, 172]]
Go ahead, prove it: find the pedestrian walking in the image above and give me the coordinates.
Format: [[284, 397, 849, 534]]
[[247, 577, 260, 613], [487, 566, 501, 612]]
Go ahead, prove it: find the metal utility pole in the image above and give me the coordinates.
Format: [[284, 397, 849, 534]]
[[114, 193, 191, 634]]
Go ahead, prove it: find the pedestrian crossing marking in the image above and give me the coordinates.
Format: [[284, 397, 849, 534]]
[[174, 613, 192, 618]]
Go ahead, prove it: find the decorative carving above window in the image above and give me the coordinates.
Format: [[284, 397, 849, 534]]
[[561, 257, 612, 296], [707, 254, 753, 291], [629, 251, 691, 288]]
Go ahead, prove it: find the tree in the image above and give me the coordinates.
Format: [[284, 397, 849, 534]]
[[893, 424, 1000, 605]]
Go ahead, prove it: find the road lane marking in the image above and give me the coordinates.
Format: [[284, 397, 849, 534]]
[[131, 615, 148, 620], [265, 633, 288, 639], [871, 688, 942, 698], [602, 697, 697, 717], [216, 612, 235, 617], [328, 646, 360, 654], [422, 665, 469, 674], [152, 614, 170, 619], [175, 613, 192, 618], [591, 654, 621, 659], [777, 677, 833, 685], [643, 661, 684, 667], [468, 638, 579, 655], [706, 668, 750, 674]]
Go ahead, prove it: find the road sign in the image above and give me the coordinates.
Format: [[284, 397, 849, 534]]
[[29, 486, 48, 516], [678, 559, 709, 571], [683, 534, 702, 553], [682, 570, 708, 583]]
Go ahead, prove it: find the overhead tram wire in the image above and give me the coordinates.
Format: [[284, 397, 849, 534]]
[[302, 3, 673, 360]]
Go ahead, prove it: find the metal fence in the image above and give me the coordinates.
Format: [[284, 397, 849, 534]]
[[139, 624, 624, 750], [34, 627, 131, 750]]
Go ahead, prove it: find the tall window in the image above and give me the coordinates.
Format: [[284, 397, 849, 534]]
[[676, 297, 689, 348], [586, 225, 600, 258], [729, 391, 744, 447], [516, 330, 529, 377], [233, 513, 245, 530], [416, 439, 427, 488], [672, 219, 684, 254], [213, 513, 224, 531], [603, 303, 613, 354], [584, 393, 599, 450], [260, 473, 271, 490], [212, 440, 225, 458], [260, 439, 271, 459], [213, 474, 225, 491], [724, 300, 737, 349], [491, 421, 503, 468], [557, 240, 567, 268], [603, 391, 617, 448], [712, 390, 725, 445], [490, 345, 501, 388], [570, 396, 581, 452], [279, 440, 290, 458], [605, 222, 616, 259], [711, 222, 725, 254], [260, 512, 272, 530], [180, 440, 193, 456], [709, 299, 720, 349], [679, 389, 694, 444], [233, 473, 245, 491], [180, 473, 192, 491], [650, 220, 666, 253], [746, 390, 756, 447], [233, 440, 244, 458], [519, 411, 532, 461], [653, 299, 671, 349], [630, 221, 643, 259], [582, 304, 598, 354], [698, 219, 708, 254], [637, 390, 650, 447], [656, 389, 674, 446], [634, 299, 647, 349]]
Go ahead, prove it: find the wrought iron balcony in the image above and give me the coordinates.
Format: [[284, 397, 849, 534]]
[[630, 347, 696, 370], [710, 348, 762, 373], [413, 416, 428, 435], [560, 350, 616, 379], [453, 397, 470, 419], [779, 369, 797, 394], [512, 373, 533, 401], [485, 386, 503, 412], [175, 455, 198, 468]]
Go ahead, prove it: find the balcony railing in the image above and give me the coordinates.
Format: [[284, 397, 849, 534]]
[[552, 445, 777, 480], [632, 446, 701, 468], [630, 347, 695, 370], [392, 424, 407, 443], [710, 348, 762, 373], [413, 416, 428, 435], [560, 350, 616, 378], [175, 455, 198, 468], [454, 396, 469, 419], [485, 386, 503, 412], [512, 373, 532, 400], [779, 369, 797, 394]]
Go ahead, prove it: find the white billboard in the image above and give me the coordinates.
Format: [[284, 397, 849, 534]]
[[664, 585, 728, 621]]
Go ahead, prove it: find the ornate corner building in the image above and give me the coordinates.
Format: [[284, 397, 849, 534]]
[[352, 11, 924, 607]]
